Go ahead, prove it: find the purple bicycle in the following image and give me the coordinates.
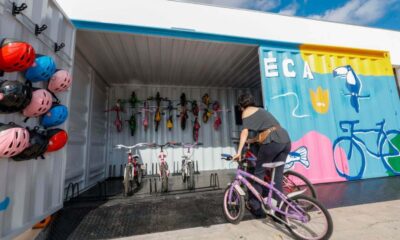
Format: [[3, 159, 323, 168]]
[[221, 154, 333, 240]]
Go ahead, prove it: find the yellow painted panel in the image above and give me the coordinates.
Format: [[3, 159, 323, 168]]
[[300, 44, 393, 76]]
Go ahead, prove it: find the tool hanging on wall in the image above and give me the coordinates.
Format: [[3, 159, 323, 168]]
[[202, 93, 212, 123], [127, 113, 136, 136], [129, 91, 140, 109], [212, 101, 222, 130], [148, 92, 167, 132], [177, 93, 188, 130], [165, 100, 175, 130], [105, 99, 124, 132], [191, 100, 200, 141]]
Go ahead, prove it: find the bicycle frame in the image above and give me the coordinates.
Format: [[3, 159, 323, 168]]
[[230, 168, 307, 222], [341, 120, 398, 158]]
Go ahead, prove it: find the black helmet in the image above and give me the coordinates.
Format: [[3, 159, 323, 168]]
[[0, 80, 32, 113], [12, 127, 49, 161]]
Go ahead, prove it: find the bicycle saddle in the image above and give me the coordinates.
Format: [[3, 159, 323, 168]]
[[262, 161, 285, 169]]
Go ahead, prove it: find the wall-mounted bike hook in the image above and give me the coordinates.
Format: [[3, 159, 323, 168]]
[[12, 2, 27, 16], [35, 24, 48, 36], [54, 42, 65, 52]]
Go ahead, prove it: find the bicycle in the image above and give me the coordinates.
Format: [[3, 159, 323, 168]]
[[179, 142, 202, 190], [154, 142, 177, 192], [115, 143, 152, 196], [233, 140, 317, 199], [333, 119, 400, 180], [221, 154, 333, 240]]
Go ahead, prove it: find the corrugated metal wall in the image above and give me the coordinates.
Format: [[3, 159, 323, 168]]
[[259, 44, 400, 183], [0, 0, 75, 239], [66, 50, 108, 193], [107, 85, 261, 175]]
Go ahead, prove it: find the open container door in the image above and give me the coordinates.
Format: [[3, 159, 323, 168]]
[[0, 0, 76, 238], [259, 44, 400, 184]]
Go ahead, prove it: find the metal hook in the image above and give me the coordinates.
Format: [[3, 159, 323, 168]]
[[35, 24, 47, 36], [54, 42, 65, 52], [12, 2, 28, 16]]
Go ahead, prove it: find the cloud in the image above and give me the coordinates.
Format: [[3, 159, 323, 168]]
[[279, 1, 299, 16], [309, 0, 396, 25], [178, 0, 281, 11]]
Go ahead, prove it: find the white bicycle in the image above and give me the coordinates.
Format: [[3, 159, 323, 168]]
[[115, 143, 153, 196], [180, 142, 202, 190]]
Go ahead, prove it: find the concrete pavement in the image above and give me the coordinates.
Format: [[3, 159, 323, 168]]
[[120, 199, 400, 240]]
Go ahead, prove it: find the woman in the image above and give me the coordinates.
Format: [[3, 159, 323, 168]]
[[233, 93, 291, 217]]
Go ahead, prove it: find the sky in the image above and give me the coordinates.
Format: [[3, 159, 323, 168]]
[[178, 0, 400, 31]]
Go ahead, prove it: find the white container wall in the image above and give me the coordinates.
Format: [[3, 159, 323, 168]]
[[0, 0, 75, 239], [66, 50, 108, 193], [107, 85, 261, 176]]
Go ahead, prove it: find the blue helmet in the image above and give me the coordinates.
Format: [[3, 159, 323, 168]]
[[40, 104, 68, 128], [25, 55, 56, 82]]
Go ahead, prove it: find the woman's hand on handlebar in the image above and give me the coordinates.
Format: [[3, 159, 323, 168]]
[[232, 153, 242, 162]]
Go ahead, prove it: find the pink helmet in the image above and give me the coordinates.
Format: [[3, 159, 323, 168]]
[[48, 70, 72, 93], [0, 123, 30, 157], [22, 89, 52, 117]]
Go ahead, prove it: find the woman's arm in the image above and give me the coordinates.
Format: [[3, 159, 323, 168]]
[[234, 128, 248, 161]]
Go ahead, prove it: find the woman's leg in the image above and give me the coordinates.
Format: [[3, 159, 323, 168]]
[[271, 142, 291, 201], [248, 142, 285, 212]]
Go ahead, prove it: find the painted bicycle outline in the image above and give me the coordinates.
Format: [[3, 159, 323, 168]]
[[333, 119, 400, 180]]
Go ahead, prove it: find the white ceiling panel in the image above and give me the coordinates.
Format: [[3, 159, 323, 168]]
[[76, 30, 261, 88]]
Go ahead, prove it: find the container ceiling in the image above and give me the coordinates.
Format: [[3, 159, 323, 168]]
[[76, 30, 261, 88]]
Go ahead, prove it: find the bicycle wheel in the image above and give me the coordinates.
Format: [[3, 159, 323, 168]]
[[135, 166, 142, 187], [182, 162, 187, 183], [283, 195, 333, 240], [123, 166, 132, 196], [222, 185, 245, 224], [333, 136, 365, 180], [161, 164, 169, 192], [283, 170, 317, 199], [381, 130, 400, 175], [187, 162, 195, 190]]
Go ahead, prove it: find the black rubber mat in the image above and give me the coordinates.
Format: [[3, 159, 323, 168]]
[[36, 174, 400, 240]]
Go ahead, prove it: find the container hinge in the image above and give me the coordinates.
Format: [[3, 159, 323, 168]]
[[12, 2, 27, 16], [54, 42, 65, 52], [35, 24, 48, 36]]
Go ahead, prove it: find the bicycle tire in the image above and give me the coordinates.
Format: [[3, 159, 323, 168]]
[[123, 166, 131, 196], [283, 195, 333, 240], [222, 185, 245, 224], [333, 136, 365, 180], [188, 162, 195, 190], [161, 164, 168, 192], [283, 170, 317, 199], [380, 130, 400, 175]]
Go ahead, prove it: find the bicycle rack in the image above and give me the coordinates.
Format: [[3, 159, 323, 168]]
[[151, 163, 154, 175], [113, 165, 116, 178], [194, 161, 200, 175], [144, 163, 148, 176], [119, 164, 124, 177], [64, 182, 80, 202], [149, 178, 158, 194], [209, 173, 220, 189], [172, 161, 181, 176], [97, 181, 107, 200]]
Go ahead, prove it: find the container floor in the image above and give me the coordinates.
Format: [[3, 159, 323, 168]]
[[36, 172, 400, 240]]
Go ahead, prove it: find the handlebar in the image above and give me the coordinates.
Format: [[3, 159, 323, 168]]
[[181, 142, 203, 148], [221, 153, 256, 161], [114, 143, 154, 149]]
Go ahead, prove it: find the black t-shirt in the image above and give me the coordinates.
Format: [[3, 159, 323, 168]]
[[242, 108, 290, 144]]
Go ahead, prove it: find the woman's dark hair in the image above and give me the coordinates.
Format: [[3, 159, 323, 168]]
[[238, 93, 256, 109]]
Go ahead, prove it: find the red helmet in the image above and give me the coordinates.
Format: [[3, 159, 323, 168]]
[[0, 39, 35, 72], [46, 128, 68, 152]]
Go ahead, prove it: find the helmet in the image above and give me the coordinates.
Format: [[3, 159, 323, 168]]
[[48, 69, 72, 93], [24, 55, 56, 82], [40, 104, 68, 128], [0, 38, 35, 72], [12, 127, 48, 161], [22, 89, 52, 117], [46, 128, 68, 152], [0, 122, 30, 158], [0, 80, 32, 113]]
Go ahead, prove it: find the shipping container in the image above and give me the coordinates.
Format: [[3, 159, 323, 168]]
[[1, 0, 400, 238]]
